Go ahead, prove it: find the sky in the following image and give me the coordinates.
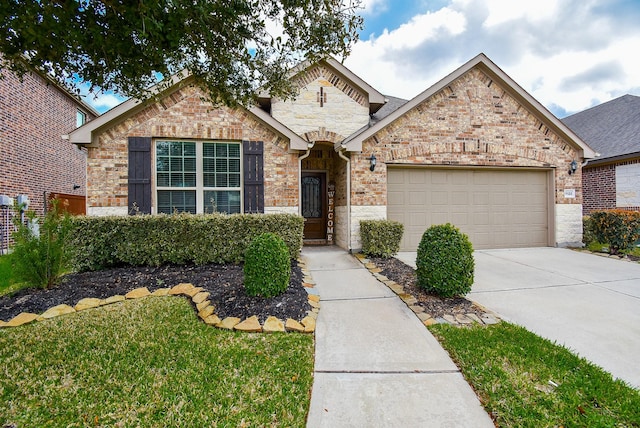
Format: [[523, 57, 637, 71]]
[[83, 0, 640, 118]]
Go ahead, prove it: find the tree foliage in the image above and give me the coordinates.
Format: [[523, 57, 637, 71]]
[[0, 0, 363, 106]]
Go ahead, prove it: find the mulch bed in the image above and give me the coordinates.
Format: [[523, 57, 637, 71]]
[[0, 261, 311, 324], [368, 256, 488, 319]]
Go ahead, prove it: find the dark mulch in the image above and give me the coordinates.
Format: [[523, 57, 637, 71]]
[[369, 256, 488, 319], [0, 261, 311, 323]]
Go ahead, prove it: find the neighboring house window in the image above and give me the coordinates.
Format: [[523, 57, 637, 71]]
[[76, 110, 86, 128], [155, 140, 241, 214]]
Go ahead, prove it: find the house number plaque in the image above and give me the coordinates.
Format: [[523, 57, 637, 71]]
[[327, 183, 335, 244]]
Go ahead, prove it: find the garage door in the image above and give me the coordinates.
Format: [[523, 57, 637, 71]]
[[388, 168, 550, 251]]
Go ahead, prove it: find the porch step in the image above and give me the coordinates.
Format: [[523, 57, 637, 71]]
[[304, 239, 328, 246]]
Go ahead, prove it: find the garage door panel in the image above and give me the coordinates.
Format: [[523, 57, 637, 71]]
[[388, 168, 549, 251]]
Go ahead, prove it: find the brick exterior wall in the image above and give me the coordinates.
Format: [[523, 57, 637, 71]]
[[87, 85, 299, 214], [582, 158, 640, 215], [351, 68, 581, 208], [582, 164, 615, 214], [0, 67, 95, 215]]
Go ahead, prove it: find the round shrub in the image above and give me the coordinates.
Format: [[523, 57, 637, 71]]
[[243, 232, 291, 298], [416, 223, 474, 297]]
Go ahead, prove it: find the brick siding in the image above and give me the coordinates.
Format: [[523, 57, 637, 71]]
[[87, 85, 299, 212], [0, 67, 95, 215], [583, 158, 640, 215]]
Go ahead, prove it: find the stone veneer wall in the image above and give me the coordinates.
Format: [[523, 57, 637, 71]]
[[86, 85, 300, 214], [348, 67, 584, 246], [271, 65, 370, 141], [555, 204, 583, 246]]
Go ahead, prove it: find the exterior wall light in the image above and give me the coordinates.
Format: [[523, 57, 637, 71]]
[[367, 154, 377, 171], [568, 160, 577, 175]]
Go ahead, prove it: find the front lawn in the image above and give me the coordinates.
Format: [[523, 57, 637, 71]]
[[430, 322, 640, 427], [0, 297, 314, 427]]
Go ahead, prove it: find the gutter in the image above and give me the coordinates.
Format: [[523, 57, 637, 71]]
[[298, 142, 314, 218], [337, 146, 352, 252]]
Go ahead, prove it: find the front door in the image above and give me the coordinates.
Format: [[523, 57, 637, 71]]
[[301, 172, 326, 240]]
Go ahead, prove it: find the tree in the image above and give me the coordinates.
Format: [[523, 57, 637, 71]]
[[0, 0, 363, 106]]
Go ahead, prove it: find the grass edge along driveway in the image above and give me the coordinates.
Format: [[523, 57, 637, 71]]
[[0, 297, 314, 427], [430, 322, 640, 428]]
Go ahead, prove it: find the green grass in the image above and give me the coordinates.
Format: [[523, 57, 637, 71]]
[[430, 322, 640, 428], [0, 297, 314, 427]]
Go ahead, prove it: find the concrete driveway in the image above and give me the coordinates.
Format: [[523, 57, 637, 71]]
[[396, 248, 640, 389]]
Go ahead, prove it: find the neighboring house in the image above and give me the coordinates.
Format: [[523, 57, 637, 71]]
[[0, 58, 98, 216], [69, 53, 595, 252], [562, 94, 640, 215]]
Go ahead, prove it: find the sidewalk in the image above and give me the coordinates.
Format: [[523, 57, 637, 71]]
[[303, 246, 493, 427]]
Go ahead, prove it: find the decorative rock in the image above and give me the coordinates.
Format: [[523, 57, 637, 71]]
[[5, 312, 39, 327], [301, 316, 316, 333], [204, 314, 221, 326], [423, 318, 437, 327], [285, 318, 305, 332], [102, 295, 125, 305], [388, 284, 405, 294], [306, 310, 318, 320], [235, 316, 262, 332], [40, 304, 76, 319], [481, 314, 500, 325], [151, 288, 170, 297], [435, 317, 449, 324], [75, 298, 102, 311], [409, 305, 425, 313], [443, 314, 458, 324], [196, 300, 211, 312], [308, 299, 320, 309], [169, 283, 195, 295], [369, 267, 382, 274], [308, 294, 320, 303], [125, 287, 151, 299], [399, 294, 417, 305], [198, 305, 215, 320], [455, 314, 474, 324], [465, 313, 483, 324], [355, 253, 366, 260], [375, 274, 388, 282], [364, 262, 377, 269], [263, 316, 285, 333], [416, 312, 432, 322], [0, 320, 7, 328], [185, 287, 204, 298], [303, 276, 314, 284], [192, 291, 210, 304], [218, 317, 241, 330]]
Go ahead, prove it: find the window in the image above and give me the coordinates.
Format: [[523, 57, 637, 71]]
[[76, 110, 86, 128], [155, 140, 241, 214]]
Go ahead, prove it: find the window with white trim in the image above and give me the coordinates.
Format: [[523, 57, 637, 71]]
[[155, 140, 241, 214], [76, 110, 86, 128]]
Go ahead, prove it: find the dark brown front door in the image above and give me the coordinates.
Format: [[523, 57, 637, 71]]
[[302, 172, 326, 240]]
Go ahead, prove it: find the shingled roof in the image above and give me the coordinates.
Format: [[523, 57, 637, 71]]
[[562, 94, 640, 164]]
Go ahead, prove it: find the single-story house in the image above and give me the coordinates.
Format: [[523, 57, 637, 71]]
[[68, 53, 596, 251], [562, 94, 640, 215]]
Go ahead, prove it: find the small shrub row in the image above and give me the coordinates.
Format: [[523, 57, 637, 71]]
[[68, 213, 304, 272], [584, 210, 640, 255], [360, 220, 404, 258]]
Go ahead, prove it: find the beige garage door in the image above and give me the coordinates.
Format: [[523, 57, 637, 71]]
[[388, 168, 551, 251]]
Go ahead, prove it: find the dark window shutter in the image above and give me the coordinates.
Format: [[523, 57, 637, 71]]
[[243, 140, 264, 213], [128, 137, 152, 214]]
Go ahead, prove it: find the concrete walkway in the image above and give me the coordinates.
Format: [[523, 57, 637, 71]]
[[303, 246, 493, 427], [396, 247, 640, 389]]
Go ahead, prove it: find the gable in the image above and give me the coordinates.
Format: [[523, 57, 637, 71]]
[[270, 64, 371, 140], [364, 67, 578, 168]]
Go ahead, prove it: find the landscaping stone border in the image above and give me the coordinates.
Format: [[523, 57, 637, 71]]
[[0, 258, 319, 333], [355, 253, 501, 327]]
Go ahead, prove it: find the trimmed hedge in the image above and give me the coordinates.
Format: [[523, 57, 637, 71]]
[[68, 213, 304, 271], [416, 223, 474, 298], [360, 220, 404, 258], [244, 233, 291, 298], [583, 210, 640, 255]]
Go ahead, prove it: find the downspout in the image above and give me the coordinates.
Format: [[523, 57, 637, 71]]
[[338, 145, 352, 252], [298, 142, 314, 216]]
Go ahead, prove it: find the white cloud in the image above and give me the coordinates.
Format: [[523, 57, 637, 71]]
[[346, 0, 640, 116]]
